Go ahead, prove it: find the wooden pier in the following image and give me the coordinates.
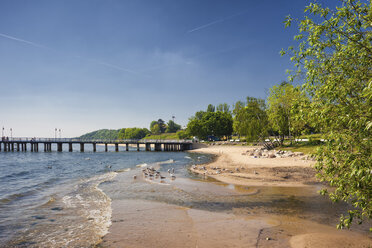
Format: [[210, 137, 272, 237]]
[[0, 138, 193, 152]]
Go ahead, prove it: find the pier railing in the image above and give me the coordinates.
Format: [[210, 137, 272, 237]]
[[1, 137, 193, 143]]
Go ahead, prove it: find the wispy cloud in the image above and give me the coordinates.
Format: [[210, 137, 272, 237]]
[[187, 11, 247, 33], [0, 32, 138, 75]]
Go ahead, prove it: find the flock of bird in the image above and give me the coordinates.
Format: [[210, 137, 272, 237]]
[[134, 166, 176, 181]]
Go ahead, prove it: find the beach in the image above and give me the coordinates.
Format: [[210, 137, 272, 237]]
[[101, 145, 371, 248]]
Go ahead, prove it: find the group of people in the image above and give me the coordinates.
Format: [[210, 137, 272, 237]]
[[1, 136, 9, 141]]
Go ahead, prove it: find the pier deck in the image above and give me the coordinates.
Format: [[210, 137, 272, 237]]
[[0, 138, 193, 152]]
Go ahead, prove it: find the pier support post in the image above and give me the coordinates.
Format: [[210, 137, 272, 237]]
[[105, 143, 108, 152], [145, 143, 151, 151], [31, 143, 34, 152], [44, 143, 47, 152], [137, 143, 140, 151], [4, 143, 7, 152], [93, 143, 96, 152], [69, 143, 73, 152], [126, 143, 129, 151], [57, 143, 62, 152], [36, 143, 39, 152], [11, 143, 14, 152], [115, 144, 119, 152], [0, 142, 2, 152], [24, 143, 27, 151], [80, 143, 84, 152]]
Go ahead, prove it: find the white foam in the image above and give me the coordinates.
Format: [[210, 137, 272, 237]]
[[157, 159, 174, 165], [136, 163, 148, 167]]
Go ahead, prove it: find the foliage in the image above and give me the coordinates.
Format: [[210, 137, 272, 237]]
[[142, 132, 180, 140], [176, 130, 190, 139], [150, 119, 167, 133], [233, 97, 269, 142], [78, 129, 120, 140], [118, 127, 150, 140], [206, 104, 215, 112], [283, 0, 372, 229], [187, 111, 233, 139], [166, 120, 181, 133], [267, 82, 309, 144], [216, 103, 231, 113], [150, 124, 161, 134]]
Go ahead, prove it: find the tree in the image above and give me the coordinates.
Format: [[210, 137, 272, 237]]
[[150, 119, 167, 133], [216, 103, 231, 113], [166, 120, 181, 133], [267, 82, 307, 145], [150, 124, 161, 134], [118, 128, 150, 140], [283, 0, 372, 229], [187, 110, 233, 139], [233, 97, 269, 142], [176, 130, 189, 139], [206, 104, 215, 112]]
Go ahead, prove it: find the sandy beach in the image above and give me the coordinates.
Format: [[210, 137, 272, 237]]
[[100, 145, 371, 248], [188, 145, 318, 187]]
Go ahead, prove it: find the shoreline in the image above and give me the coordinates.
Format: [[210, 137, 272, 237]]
[[188, 145, 319, 187], [100, 145, 371, 248]]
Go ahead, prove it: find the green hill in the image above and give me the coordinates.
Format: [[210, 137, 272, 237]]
[[77, 129, 121, 140]]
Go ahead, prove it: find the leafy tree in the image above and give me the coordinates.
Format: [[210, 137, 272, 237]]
[[150, 119, 167, 133], [283, 0, 372, 229], [166, 120, 181, 133], [194, 111, 206, 120], [150, 121, 157, 130], [216, 103, 231, 113], [150, 124, 161, 134], [233, 97, 269, 142], [206, 104, 215, 112], [117, 128, 149, 140], [176, 130, 189, 139], [117, 128, 126, 139], [267, 82, 307, 144], [187, 111, 233, 139]]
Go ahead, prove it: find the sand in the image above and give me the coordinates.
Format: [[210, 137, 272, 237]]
[[189, 145, 318, 187], [100, 145, 371, 248]]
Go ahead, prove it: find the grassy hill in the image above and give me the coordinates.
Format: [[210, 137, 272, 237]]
[[78, 129, 121, 140]]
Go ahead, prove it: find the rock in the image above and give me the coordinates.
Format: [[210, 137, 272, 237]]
[[294, 152, 304, 156], [268, 153, 276, 158], [266, 237, 271, 241]]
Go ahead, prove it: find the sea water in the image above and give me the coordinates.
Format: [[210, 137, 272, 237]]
[[0, 144, 209, 247]]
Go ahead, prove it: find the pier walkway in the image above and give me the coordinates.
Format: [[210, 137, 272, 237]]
[[0, 138, 193, 152]]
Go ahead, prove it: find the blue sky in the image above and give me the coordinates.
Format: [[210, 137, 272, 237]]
[[0, 0, 339, 137]]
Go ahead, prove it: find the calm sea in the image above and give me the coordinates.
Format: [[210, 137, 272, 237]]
[[0, 144, 209, 247]]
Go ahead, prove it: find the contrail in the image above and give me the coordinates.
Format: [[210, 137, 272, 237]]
[[0, 32, 48, 49], [0, 32, 138, 75], [187, 11, 247, 33]]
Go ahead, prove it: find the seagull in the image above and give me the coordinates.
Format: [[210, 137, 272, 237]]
[[133, 175, 137, 179], [160, 175, 166, 179], [170, 174, 176, 180]]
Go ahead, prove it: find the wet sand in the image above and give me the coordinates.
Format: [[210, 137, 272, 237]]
[[100, 145, 371, 248]]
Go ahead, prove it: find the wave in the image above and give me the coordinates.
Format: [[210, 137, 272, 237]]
[[136, 163, 148, 168], [115, 168, 131, 173], [0, 170, 31, 180], [157, 159, 174, 165]]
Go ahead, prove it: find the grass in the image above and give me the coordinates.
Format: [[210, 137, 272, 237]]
[[279, 142, 321, 154], [142, 133, 179, 140]]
